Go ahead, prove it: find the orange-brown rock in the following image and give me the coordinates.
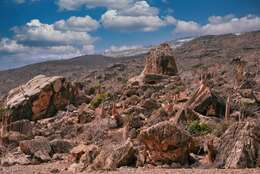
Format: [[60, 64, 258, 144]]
[[185, 83, 226, 118], [139, 121, 192, 164], [4, 75, 79, 122], [143, 43, 178, 76], [1, 75, 81, 138], [215, 121, 260, 169]]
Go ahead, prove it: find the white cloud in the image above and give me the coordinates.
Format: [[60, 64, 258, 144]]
[[104, 44, 143, 53], [100, 1, 174, 32], [54, 16, 99, 32], [174, 20, 201, 36], [202, 15, 260, 35], [0, 38, 27, 53], [57, 0, 132, 10], [101, 9, 165, 31], [0, 18, 97, 69], [173, 14, 260, 38], [13, 19, 95, 47], [208, 14, 235, 25], [119, 1, 158, 16], [57, 1, 174, 32], [164, 16, 177, 25]]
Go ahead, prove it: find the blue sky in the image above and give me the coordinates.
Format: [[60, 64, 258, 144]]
[[0, 0, 260, 70]]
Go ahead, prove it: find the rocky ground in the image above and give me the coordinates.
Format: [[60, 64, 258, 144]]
[[0, 30, 260, 174]]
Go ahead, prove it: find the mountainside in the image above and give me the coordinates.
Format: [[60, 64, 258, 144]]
[[0, 30, 260, 174], [0, 54, 145, 98], [1, 30, 260, 99]]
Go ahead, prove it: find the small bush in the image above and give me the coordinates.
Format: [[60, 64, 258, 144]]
[[188, 120, 211, 135], [90, 93, 110, 108]]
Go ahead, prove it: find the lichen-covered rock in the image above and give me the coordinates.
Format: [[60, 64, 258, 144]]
[[215, 121, 260, 168], [143, 43, 178, 76], [139, 121, 193, 164]]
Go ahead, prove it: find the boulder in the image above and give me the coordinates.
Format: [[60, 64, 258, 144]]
[[77, 104, 95, 124], [128, 43, 178, 85], [50, 139, 73, 154], [1, 152, 31, 166], [90, 141, 137, 170], [79, 144, 100, 167], [143, 43, 178, 76], [215, 121, 260, 168], [5, 119, 33, 137], [4, 75, 79, 123], [141, 98, 160, 112], [19, 136, 52, 162], [139, 121, 193, 164], [186, 84, 225, 118], [71, 144, 88, 160]]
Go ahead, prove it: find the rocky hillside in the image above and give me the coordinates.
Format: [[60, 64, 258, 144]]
[[0, 30, 259, 173]]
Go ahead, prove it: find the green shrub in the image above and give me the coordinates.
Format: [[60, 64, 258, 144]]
[[188, 120, 211, 135], [90, 93, 110, 108]]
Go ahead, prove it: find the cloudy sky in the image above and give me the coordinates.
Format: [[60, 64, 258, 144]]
[[0, 0, 260, 70]]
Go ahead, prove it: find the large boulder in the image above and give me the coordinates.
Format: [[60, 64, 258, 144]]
[[3, 75, 79, 123], [128, 43, 178, 85], [139, 121, 193, 164], [143, 43, 178, 76], [215, 121, 260, 168]]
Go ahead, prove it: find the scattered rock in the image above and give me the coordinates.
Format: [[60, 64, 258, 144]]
[[91, 140, 137, 170], [186, 84, 226, 118], [215, 121, 260, 168], [1, 152, 31, 166], [141, 98, 160, 112], [77, 104, 95, 124], [6, 119, 33, 137], [70, 144, 89, 162], [50, 139, 73, 154], [19, 136, 52, 162], [79, 144, 100, 167]]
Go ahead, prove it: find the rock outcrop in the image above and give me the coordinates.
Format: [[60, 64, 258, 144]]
[[129, 43, 178, 85], [185, 83, 226, 118], [3, 75, 79, 123], [215, 121, 260, 168], [139, 121, 193, 164], [143, 43, 178, 76]]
